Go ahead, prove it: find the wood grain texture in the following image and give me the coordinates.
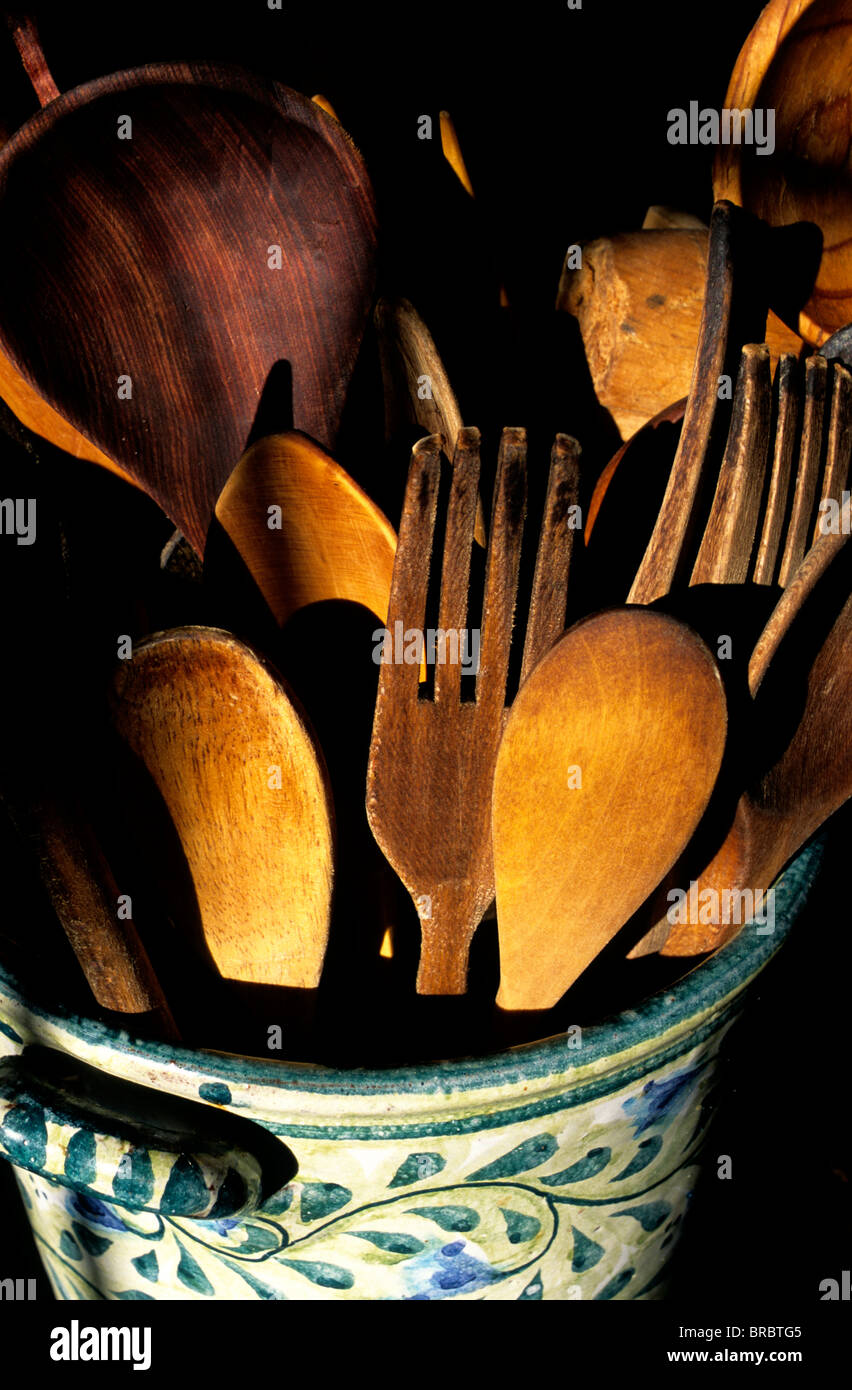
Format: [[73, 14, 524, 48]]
[[713, 0, 852, 343], [110, 627, 334, 988], [627, 203, 737, 605], [0, 63, 377, 554], [366, 428, 526, 995], [3, 787, 177, 1036], [7, 12, 59, 107], [520, 434, 581, 686], [493, 610, 728, 1011], [663, 504, 852, 955], [814, 360, 852, 545], [558, 226, 801, 442], [754, 354, 801, 585], [212, 430, 397, 629], [374, 296, 487, 547], [691, 344, 772, 586], [778, 356, 828, 584]]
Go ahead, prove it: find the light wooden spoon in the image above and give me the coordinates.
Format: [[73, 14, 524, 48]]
[[493, 609, 727, 1011], [210, 430, 397, 630], [109, 627, 334, 988]]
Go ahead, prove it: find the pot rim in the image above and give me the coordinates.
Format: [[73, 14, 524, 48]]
[[0, 839, 823, 1096]]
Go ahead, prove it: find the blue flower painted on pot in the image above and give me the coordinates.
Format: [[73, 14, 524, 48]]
[[622, 1065, 706, 1135], [401, 1238, 501, 1300]]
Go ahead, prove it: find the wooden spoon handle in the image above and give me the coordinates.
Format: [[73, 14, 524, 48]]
[[3, 787, 178, 1039], [5, 11, 59, 107]]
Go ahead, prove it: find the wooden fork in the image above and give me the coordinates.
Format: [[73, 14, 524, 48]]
[[366, 426, 580, 994], [630, 350, 852, 955]]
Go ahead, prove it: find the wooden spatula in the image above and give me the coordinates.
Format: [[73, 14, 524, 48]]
[[211, 431, 397, 630], [109, 627, 334, 988], [493, 609, 728, 1011]]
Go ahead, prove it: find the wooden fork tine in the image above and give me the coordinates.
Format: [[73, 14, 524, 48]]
[[691, 344, 772, 586], [754, 353, 800, 586], [813, 360, 852, 547], [519, 433, 581, 687], [778, 355, 827, 585], [378, 435, 441, 703], [476, 427, 527, 705], [434, 427, 481, 704]]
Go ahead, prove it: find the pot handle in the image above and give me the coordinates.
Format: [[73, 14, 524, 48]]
[[0, 1045, 297, 1219]]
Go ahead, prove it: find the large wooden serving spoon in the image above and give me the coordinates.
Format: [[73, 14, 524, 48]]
[[109, 628, 334, 988], [0, 44, 377, 554], [493, 609, 727, 1011]]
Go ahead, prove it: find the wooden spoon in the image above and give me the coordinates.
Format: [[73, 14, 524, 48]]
[[0, 13, 135, 483], [493, 608, 728, 1010], [662, 507, 852, 956], [109, 628, 334, 988], [0, 51, 377, 554], [713, 0, 852, 343], [211, 430, 397, 631]]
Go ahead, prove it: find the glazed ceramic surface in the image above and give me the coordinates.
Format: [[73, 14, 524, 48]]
[[0, 841, 823, 1301]]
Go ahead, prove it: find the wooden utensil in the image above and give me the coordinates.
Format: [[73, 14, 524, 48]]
[[1, 780, 178, 1039], [110, 628, 334, 988], [210, 430, 397, 631], [366, 428, 524, 995], [493, 609, 728, 1011], [366, 428, 579, 994], [626, 203, 746, 605], [713, 0, 852, 344], [0, 41, 377, 554], [374, 295, 487, 548], [662, 508, 852, 955], [0, 13, 136, 483], [628, 350, 850, 957], [557, 225, 801, 441]]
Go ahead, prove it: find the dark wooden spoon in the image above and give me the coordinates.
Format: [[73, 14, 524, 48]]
[[0, 40, 377, 554]]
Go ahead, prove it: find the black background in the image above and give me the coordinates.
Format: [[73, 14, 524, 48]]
[[0, 0, 849, 1325]]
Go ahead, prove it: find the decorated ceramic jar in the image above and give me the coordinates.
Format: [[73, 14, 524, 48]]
[[0, 841, 822, 1301]]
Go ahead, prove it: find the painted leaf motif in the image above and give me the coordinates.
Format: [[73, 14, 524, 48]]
[[540, 1146, 612, 1187], [405, 1205, 479, 1233], [610, 1136, 664, 1181], [465, 1134, 557, 1182], [276, 1184, 556, 1300], [175, 1238, 215, 1296], [388, 1153, 446, 1188]]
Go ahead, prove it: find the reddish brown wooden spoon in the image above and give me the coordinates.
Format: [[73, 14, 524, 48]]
[[0, 50, 377, 554]]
